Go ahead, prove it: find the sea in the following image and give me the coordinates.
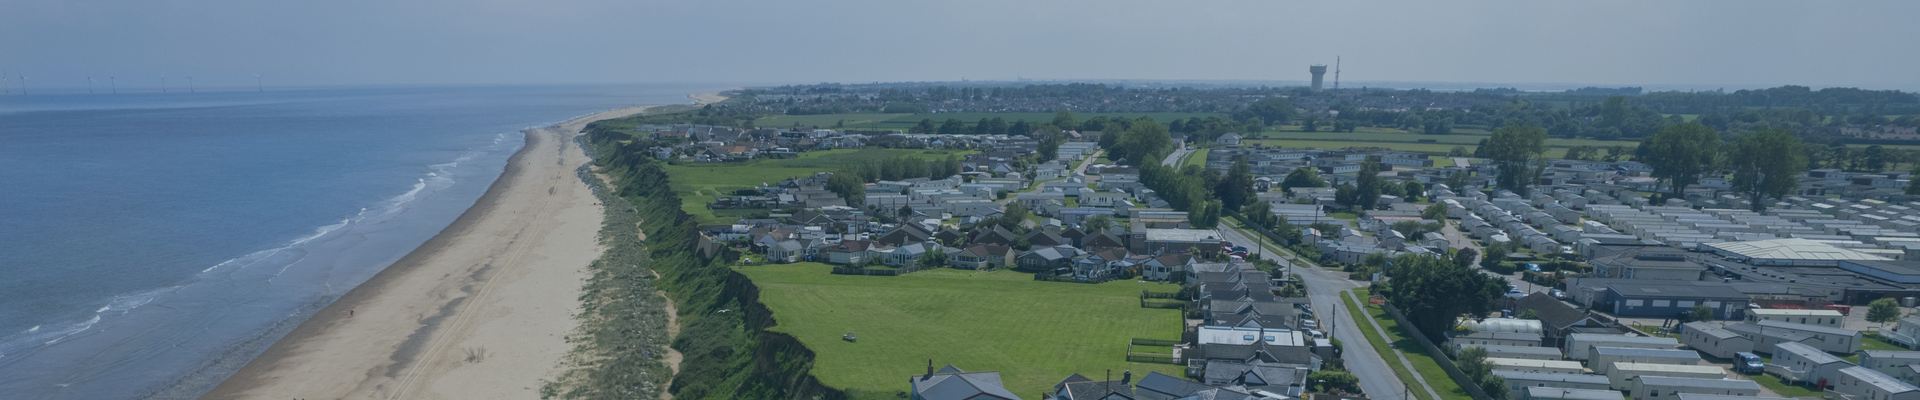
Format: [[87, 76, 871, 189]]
[[0, 84, 721, 399]]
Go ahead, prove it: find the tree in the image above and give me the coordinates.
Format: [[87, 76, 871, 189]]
[[1237, 97, 1297, 126], [1480, 246, 1507, 270], [1218, 159, 1256, 212], [1908, 166, 1920, 195], [1641, 122, 1722, 198], [1355, 160, 1383, 210], [1333, 183, 1358, 209], [1864, 145, 1889, 172], [1384, 255, 1507, 341], [825, 172, 865, 206], [1052, 110, 1076, 131], [1282, 167, 1327, 190], [1110, 118, 1174, 166], [1483, 124, 1548, 195], [912, 119, 935, 134], [1453, 248, 1479, 269], [1687, 305, 1714, 322], [999, 203, 1030, 230], [1307, 370, 1359, 393], [1728, 129, 1807, 212], [1423, 203, 1449, 220], [1446, 170, 1471, 191], [1452, 327, 1510, 400], [1403, 181, 1426, 202], [938, 119, 967, 135], [1084, 215, 1113, 233], [1869, 298, 1903, 327]]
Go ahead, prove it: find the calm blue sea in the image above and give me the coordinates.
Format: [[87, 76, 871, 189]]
[[0, 84, 717, 399]]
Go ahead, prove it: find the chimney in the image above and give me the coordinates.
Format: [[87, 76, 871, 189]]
[[1122, 370, 1133, 385], [922, 359, 933, 381]]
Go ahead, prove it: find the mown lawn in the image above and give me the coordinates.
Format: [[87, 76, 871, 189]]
[[1752, 373, 1823, 398], [662, 149, 968, 224], [738, 263, 1186, 399], [1344, 289, 1475, 400], [754, 112, 1225, 131], [1182, 147, 1211, 170]]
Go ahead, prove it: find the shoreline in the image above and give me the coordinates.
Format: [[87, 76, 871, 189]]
[[202, 106, 650, 399]]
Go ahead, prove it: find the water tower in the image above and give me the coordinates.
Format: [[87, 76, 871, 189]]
[[1309, 65, 1328, 91]]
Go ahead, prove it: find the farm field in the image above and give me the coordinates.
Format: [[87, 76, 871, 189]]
[[755, 112, 1225, 131], [737, 263, 1186, 399], [662, 149, 967, 224]]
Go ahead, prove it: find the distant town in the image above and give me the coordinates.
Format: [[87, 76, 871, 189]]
[[574, 78, 1920, 400]]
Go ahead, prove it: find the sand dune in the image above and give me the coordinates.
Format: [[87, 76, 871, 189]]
[[204, 107, 647, 400]]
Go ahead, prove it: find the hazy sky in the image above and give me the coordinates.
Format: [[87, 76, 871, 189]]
[[4, 0, 1918, 90]]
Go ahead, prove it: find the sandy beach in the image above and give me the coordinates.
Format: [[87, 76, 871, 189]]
[[204, 107, 648, 400]]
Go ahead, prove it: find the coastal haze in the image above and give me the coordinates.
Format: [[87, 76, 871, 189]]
[[5, 1, 1920, 400]]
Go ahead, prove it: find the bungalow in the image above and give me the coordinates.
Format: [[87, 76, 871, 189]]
[[948, 244, 1014, 270], [1017, 246, 1078, 272], [766, 239, 805, 263], [824, 240, 873, 265]]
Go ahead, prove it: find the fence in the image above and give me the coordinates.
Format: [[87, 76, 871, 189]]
[[1125, 338, 1181, 365], [1378, 303, 1494, 400], [1033, 273, 1116, 284], [1140, 290, 1186, 309], [830, 264, 934, 276]]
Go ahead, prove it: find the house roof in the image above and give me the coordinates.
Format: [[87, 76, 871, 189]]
[[1056, 379, 1133, 400], [1517, 292, 1598, 331], [1134, 372, 1211, 400], [1705, 238, 1889, 262], [1635, 376, 1761, 391], [910, 365, 1021, 400]]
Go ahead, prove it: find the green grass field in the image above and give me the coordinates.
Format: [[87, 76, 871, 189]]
[[663, 149, 968, 224], [738, 263, 1186, 399], [1182, 147, 1211, 170], [1752, 373, 1822, 398], [1242, 129, 1639, 160], [755, 112, 1225, 131], [1343, 289, 1474, 400]]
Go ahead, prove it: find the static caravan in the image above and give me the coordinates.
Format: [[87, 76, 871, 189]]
[[1767, 341, 1852, 387], [1832, 366, 1920, 400], [1488, 357, 1588, 375], [1680, 322, 1754, 359], [1565, 333, 1680, 361], [1495, 371, 1612, 400], [1525, 386, 1623, 400], [1747, 309, 1845, 328], [1471, 344, 1566, 361], [1628, 376, 1761, 400], [1606, 362, 1727, 390], [1589, 346, 1703, 375], [1861, 350, 1920, 377]]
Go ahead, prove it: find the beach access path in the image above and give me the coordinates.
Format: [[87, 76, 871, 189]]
[[205, 106, 648, 400]]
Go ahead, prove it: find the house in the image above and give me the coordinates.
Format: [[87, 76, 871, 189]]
[[949, 244, 1014, 270], [1746, 309, 1845, 328], [1046, 373, 1131, 400], [1132, 372, 1214, 400], [1564, 333, 1680, 361], [1135, 228, 1223, 254], [1215, 133, 1242, 146], [1726, 320, 1861, 354], [1588, 347, 1703, 375], [909, 364, 1021, 400], [1884, 315, 1920, 349], [825, 240, 873, 265], [1627, 377, 1761, 400], [1140, 253, 1196, 282], [1766, 341, 1852, 386], [766, 239, 805, 263], [1018, 246, 1079, 272], [1493, 370, 1613, 400], [1832, 366, 1920, 400], [1517, 293, 1611, 347], [1679, 322, 1753, 359], [1525, 387, 1624, 400], [1199, 361, 1309, 398], [1606, 363, 1727, 391]]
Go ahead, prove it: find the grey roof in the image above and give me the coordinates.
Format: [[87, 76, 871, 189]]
[[1774, 341, 1847, 365], [1525, 387, 1625, 400], [1603, 281, 1747, 300], [1591, 346, 1702, 360], [1057, 379, 1133, 400], [1567, 333, 1681, 347], [1681, 322, 1742, 340], [1725, 322, 1817, 343], [1755, 320, 1860, 337], [1468, 344, 1565, 358], [1492, 370, 1611, 385], [910, 365, 1021, 400], [1676, 395, 1795, 400], [1635, 376, 1762, 390], [1838, 366, 1920, 393], [1134, 371, 1211, 400]]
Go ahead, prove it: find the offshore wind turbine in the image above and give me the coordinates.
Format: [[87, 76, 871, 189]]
[[186, 76, 195, 93], [161, 75, 168, 93], [110, 76, 117, 94]]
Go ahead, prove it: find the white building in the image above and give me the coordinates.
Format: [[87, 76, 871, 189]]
[[1488, 357, 1588, 375], [1525, 387, 1623, 400], [1494, 371, 1612, 400], [1628, 377, 1761, 400], [1767, 341, 1853, 386], [1588, 346, 1703, 375], [1861, 350, 1920, 378], [1833, 366, 1920, 400], [1747, 309, 1845, 328], [1606, 362, 1727, 390], [1680, 322, 1754, 359], [1565, 333, 1680, 361]]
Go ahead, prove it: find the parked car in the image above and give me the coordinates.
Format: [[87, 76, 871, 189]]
[[1734, 352, 1764, 374]]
